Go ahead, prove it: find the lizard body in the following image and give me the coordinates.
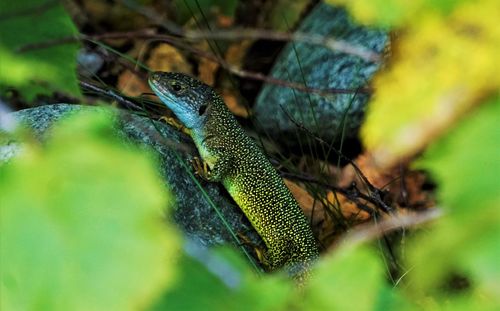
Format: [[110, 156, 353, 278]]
[[148, 72, 319, 279]]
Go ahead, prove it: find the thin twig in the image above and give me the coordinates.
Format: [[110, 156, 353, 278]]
[[122, 0, 381, 62], [183, 29, 381, 62], [79, 80, 145, 112], [17, 31, 372, 96], [0, 0, 58, 20]]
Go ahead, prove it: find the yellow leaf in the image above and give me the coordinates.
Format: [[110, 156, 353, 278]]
[[146, 43, 192, 74], [361, 0, 500, 167], [117, 70, 150, 97]]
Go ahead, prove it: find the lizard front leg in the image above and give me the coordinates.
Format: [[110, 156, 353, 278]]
[[191, 131, 234, 182], [190, 152, 233, 183]]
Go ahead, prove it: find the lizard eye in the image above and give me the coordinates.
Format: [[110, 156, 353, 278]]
[[198, 104, 207, 115], [170, 82, 183, 93]]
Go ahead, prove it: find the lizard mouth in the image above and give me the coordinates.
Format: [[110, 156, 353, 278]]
[[148, 73, 174, 102], [148, 72, 161, 88]]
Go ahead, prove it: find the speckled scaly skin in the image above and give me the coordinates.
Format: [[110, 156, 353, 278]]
[[148, 71, 319, 279]]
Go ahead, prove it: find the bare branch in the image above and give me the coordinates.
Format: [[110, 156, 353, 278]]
[[183, 28, 381, 62], [17, 31, 371, 96], [341, 208, 443, 246]]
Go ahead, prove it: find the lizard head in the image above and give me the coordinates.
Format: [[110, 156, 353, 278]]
[[148, 71, 215, 129]]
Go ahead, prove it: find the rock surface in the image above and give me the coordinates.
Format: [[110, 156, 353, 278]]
[[6, 104, 262, 265], [254, 3, 388, 146]]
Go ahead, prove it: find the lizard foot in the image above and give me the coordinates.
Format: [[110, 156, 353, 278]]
[[190, 156, 213, 181], [159, 116, 191, 135], [235, 231, 271, 270]]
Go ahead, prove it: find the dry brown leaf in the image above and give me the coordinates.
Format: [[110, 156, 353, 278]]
[[191, 40, 219, 85], [284, 179, 330, 240], [217, 40, 254, 118], [284, 179, 321, 220], [117, 70, 150, 97], [146, 44, 192, 73], [198, 57, 219, 86], [225, 40, 253, 68], [222, 89, 249, 118], [339, 153, 389, 189], [216, 14, 234, 28], [340, 152, 433, 210]]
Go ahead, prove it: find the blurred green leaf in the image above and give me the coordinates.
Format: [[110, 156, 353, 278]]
[[173, 0, 238, 25], [0, 110, 180, 311], [328, 0, 471, 27], [326, 0, 416, 27], [408, 96, 500, 304], [150, 253, 236, 311], [0, 0, 81, 100], [416, 97, 500, 214], [264, 0, 310, 31], [298, 244, 413, 311], [151, 245, 292, 311]]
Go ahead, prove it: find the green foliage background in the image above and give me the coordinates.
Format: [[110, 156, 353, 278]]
[[0, 0, 80, 100], [1, 1, 499, 310]]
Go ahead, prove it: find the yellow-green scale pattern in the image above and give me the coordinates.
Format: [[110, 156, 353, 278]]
[[148, 72, 319, 280]]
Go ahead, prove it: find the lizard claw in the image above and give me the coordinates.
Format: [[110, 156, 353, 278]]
[[190, 157, 212, 181], [159, 116, 191, 135]]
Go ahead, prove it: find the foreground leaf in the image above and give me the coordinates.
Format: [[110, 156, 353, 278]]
[[408, 96, 500, 307], [299, 244, 413, 311], [332, 0, 500, 167], [151, 244, 292, 311], [0, 110, 180, 311]]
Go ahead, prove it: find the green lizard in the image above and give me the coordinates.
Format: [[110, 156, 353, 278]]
[[148, 71, 319, 280]]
